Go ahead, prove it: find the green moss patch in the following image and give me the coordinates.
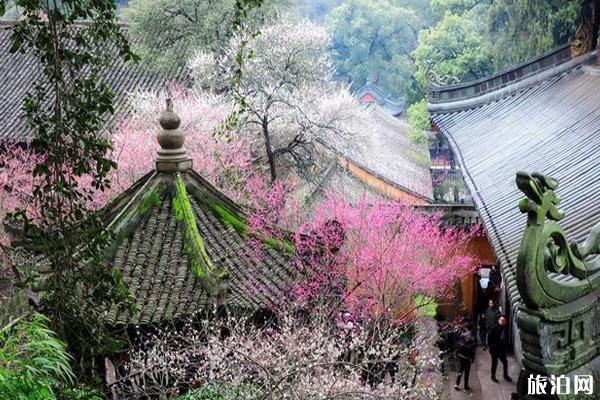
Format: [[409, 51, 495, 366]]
[[408, 149, 430, 168], [192, 189, 295, 257], [414, 295, 437, 317], [138, 183, 166, 216], [173, 176, 228, 294], [211, 202, 248, 237]]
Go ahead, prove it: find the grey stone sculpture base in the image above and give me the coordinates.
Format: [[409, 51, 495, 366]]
[[155, 158, 193, 173]]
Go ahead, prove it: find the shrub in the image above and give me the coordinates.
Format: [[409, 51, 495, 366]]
[[0, 314, 73, 400], [407, 99, 431, 144]]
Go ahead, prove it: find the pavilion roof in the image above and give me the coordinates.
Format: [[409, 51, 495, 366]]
[[7, 101, 294, 327], [427, 45, 600, 307], [100, 169, 293, 326]]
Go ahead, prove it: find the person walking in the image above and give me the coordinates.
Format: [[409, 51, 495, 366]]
[[478, 313, 487, 350], [489, 264, 502, 301], [454, 324, 477, 391], [485, 299, 501, 333], [488, 315, 512, 383]]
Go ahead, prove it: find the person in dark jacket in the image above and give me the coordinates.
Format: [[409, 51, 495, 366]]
[[478, 313, 487, 350], [476, 274, 489, 315], [485, 299, 501, 333], [488, 265, 502, 302], [488, 315, 512, 382], [454, 325, 477, 391]]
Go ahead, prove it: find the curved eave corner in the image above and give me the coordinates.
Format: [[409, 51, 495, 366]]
[[427, 47, 597, 115]]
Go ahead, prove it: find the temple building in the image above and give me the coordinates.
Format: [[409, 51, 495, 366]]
[[427, 13, 600, 393], [354, 83, 404, 117], [312, 103, 433, 205]]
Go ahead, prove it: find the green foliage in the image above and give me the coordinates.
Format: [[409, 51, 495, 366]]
[[0, 314, 73, 400], [173, 176, 228, 293], [430, 0, 480, 15], [177, 386, 226, 400], [413, 11, 494, 87], [423, 0, 580, 78], [56, 384, 103, 400], [407, 148, 430, 168], [484, 0, 580, 70], [406, 99, 430, 144], [0, 286, 30, 328], [211, 202, 248, 237], [124, 0, 289, 71], [176, 384, 261, 400], [297, 0, 342, 23], [326, 0, 439, 102], [138, 183, 165, 216], [408, 0, 580, 103], [414, 295, 437, 317], [5, 0, 136, 380]]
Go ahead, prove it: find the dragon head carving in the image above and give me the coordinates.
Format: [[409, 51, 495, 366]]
[[516, 172, 564, 225]]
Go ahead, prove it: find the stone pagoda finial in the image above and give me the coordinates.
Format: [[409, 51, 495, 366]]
[[155, 98, 192, 172]]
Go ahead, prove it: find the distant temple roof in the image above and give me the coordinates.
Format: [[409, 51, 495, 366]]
[[0, 21, 189, 142], [354, 83, 404, 116], [318, 104, 433, 202], [428, 44, 600, 307], [9, 101, 294, 326]]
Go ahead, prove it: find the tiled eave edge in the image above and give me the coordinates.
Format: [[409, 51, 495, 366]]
[[315, 139, 433, 204], [413, 204, 481, 227], [432, 121, 521, 310], [427, 49, 597, 114]]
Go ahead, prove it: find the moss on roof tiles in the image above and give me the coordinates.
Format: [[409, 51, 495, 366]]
[[172, 174, 228, 295], [211, 202, 248, 237], [138, 183, 165, 216], [64, 170, 299, 327], [194, 190, 295, 256]]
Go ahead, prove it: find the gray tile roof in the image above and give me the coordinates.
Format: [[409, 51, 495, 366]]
[[326, 104, 433, 201], [7, 169, 294, 326], [428, 51, 600, 307], [306, 162, 385, 204], [102, 170, 294, 325], [0, 22, 189, 142]]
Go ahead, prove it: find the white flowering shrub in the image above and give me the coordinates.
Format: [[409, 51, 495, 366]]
[[111, 312, 443, 399]]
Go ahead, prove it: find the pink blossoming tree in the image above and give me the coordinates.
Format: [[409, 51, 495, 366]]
[[245, 181, 478, 322], [0, 90, 254, 259], [2, 86, 477, 323]]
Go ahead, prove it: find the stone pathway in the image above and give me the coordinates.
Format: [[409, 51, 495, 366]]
[[444, 345, 520, 400]]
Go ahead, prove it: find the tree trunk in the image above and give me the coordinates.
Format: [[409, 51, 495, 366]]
[[261, 116, 277, 183]]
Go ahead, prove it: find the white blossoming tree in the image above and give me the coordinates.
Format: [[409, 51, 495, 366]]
[[110, 312, 444, 399], [190, 15, 368, 183]]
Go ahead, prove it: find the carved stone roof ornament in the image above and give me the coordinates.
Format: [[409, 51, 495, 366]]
[[425, 60, 460, 87], [515, 171, 600, 309], [570, 0, 600, 58], [514, 171, 600, 394], [155, 98, 193, 173], [570, 17, 595, 57]]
